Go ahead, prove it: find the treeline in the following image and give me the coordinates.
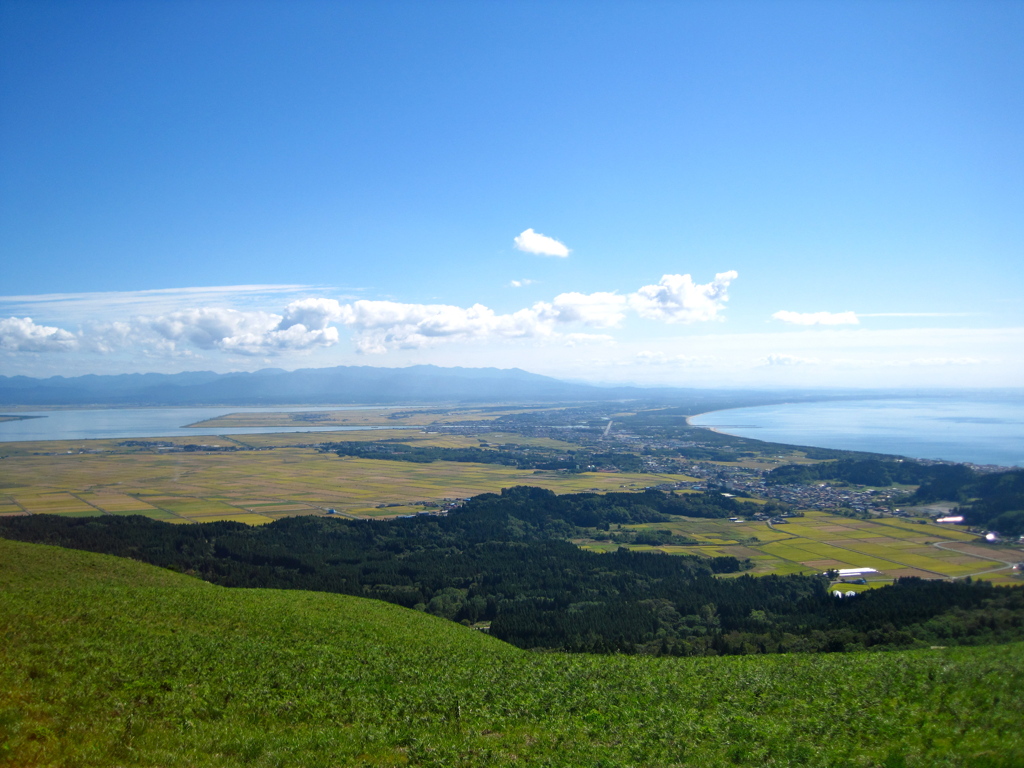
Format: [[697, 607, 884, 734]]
[[2, 486, 1022, 655], [322, 440, 644, 472], [917, 468, 1024, 537], [765, 458, 962, 487]]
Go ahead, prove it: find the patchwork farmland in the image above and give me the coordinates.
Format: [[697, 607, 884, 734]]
[[2, 429, 1018, 585], [585, 508, 1016, 585], [0, 432, 693, 524]]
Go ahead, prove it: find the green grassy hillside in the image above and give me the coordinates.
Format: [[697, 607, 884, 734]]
[[2, 538, 1022, 768]]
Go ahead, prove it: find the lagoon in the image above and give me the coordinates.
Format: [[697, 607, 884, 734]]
[[690, 397, 1024, 468], [0, 406, 411, 443]]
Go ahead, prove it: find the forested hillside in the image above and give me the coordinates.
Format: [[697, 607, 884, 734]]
[[3, 486, 1022, 655]]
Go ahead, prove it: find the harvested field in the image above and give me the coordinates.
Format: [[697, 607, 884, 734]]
[[0, 434, 695, 525]]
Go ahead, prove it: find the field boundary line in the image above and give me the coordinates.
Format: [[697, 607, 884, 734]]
[[69, 492, 111, 515], [126, 493, 193, 523]]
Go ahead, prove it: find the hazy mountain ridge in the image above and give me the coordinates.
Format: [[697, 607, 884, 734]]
[[1, 364, 999, 408], [0, 364, 630, 405]]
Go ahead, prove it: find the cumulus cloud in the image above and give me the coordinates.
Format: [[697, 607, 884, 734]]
[[543, 292, 627, 328], [138, 301, 342, 356], [124, 274, 736, 355], [514, 228, 570, 257], [0, 317, 78, 352], [5, 271, 738, 359], [628, 271, 737, 323], [333, 290, 631, 354], [772, 310, 859, 326], [277, 298, 345, 331], [336, 301, 510, 353]]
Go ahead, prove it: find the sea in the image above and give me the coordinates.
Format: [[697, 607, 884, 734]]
[[3, 398, 1024, 468], [689, 397, 1024, 468], [0, 406, 413, 443]]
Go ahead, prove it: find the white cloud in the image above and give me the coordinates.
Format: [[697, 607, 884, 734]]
[[136, 304, 340, 357], [1, 272, 738, 360], [628, 271, 737, 323], [0, 317, 78, 352], [544, 292, 627, 328], [635, 350, 711, 366], [562, 333, 615, 346], [513, 228, 570, 257], [859, 312, 975, 318], [772, 310, 859, 326], [278, 298, 345, 331], [335, 291, 632, 354], [0, 284, 325, 323], [762, 354, 819, 366], [509, 279, 536, 288], [833, 356, 989, 369], [909, 357, 984, 366]]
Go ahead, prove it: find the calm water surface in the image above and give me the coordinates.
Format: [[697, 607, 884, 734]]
[[0, 406, 413, 443], [690, 398, 1024, 467]]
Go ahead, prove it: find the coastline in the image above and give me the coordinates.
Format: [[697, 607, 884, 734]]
[[687, 398, 1024, 469]]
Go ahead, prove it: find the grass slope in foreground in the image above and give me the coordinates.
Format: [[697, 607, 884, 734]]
[[2, 538, 1022, 768]]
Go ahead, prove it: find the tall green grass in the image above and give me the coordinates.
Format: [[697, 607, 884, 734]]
[[2, 538, 1022, 767]]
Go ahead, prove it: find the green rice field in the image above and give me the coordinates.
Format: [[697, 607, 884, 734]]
[[583, 508, 1019, 584]]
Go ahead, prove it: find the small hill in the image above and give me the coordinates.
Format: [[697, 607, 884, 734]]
[[2, 537, 1023, 767], [0, 538, 208, 590]]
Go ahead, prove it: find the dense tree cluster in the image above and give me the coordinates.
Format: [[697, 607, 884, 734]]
[[321, 441, 643, 472], [2, 485, 1021, 655], [765, 458, 964, 487], [935, 470, 1024, 536]]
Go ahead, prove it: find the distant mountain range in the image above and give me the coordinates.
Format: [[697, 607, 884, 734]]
[[0, 364, 974, 410], [0, 365, 668, 406]]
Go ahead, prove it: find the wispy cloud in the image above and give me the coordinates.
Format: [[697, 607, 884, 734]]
[[858, 312, 976, 318], [772, 310, 859, 326], [509, 279, 536, 288], [761, 354, 819, 366], [513, 228, 570, 257], [635, 350, 712, 366], [0, 285, 333, 322]]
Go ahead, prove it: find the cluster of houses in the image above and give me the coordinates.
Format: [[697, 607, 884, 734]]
[[669, 461, 903, 516]]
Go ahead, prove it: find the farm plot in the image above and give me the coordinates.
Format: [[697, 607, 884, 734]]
[[604, 507, 1011, 581], [11, 492, 97, 516], [0, 499, 25, 516], [75, 491, 162, 514], [0, 439, 697, 526]]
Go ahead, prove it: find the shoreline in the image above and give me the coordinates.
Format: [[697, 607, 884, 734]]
[[687, 399, 1023, 469]]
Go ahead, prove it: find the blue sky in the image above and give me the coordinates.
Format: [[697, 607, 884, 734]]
[[1, 0, 1022, 388]]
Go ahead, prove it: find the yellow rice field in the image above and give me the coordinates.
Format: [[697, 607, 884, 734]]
[[0, 434, 694, 525]]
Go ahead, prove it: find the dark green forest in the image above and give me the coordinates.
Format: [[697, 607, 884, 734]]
[[322, 440, 644, 472], [2, 486, 1022, 656], [765, 458, 967, 487]]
